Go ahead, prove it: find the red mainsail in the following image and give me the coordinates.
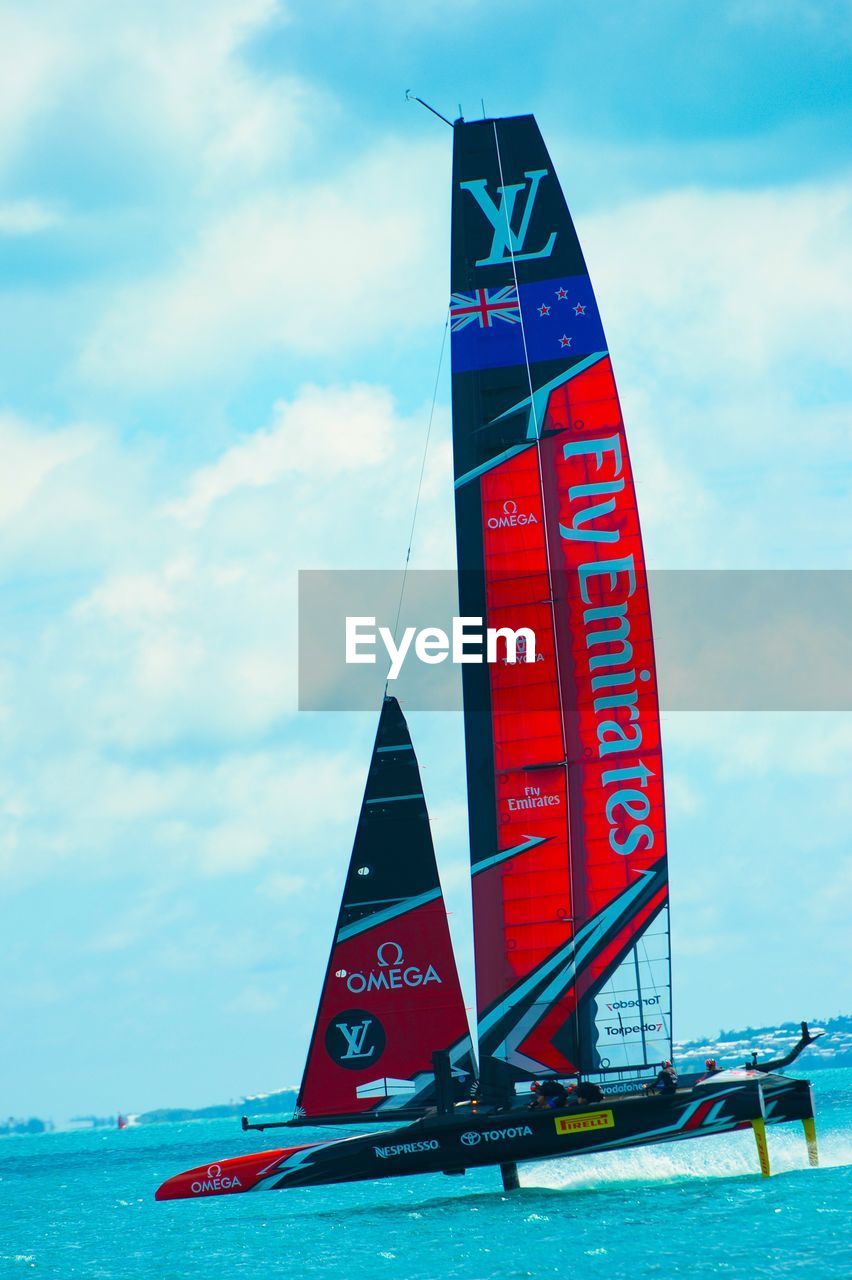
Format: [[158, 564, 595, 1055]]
[[450, 115, 671, 1088]]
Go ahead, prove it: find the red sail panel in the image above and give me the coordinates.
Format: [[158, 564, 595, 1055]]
[[295, 697, 475, 1120], [450, 114, 671, 1086], [298, 899, 471, 1119], [475, 447, 570, 1014], [548, 358, 665, 920]]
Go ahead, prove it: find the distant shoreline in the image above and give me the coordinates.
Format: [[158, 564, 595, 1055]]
[[6, 1014, 849, 1135]]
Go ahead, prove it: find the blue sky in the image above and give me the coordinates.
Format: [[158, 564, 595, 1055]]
[[1, 0, 850, 1121]]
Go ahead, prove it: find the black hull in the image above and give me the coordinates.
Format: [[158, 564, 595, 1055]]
[[156, 1074, 815, 1200]]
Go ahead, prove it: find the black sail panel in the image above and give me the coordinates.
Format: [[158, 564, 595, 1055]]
[[296, 696, 475, 1120]]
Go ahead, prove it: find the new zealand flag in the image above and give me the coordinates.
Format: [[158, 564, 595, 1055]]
[[450, 274, 606, 373]]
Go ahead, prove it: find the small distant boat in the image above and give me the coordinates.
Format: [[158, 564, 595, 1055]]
[[117, 1114, 128, 1130], [156, 110, 820, 1204]]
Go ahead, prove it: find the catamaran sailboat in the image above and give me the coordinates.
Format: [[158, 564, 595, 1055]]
[[156, 111, 819, 1203]]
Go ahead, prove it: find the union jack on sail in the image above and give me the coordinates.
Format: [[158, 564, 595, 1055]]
[[450, 285, 520, 331]]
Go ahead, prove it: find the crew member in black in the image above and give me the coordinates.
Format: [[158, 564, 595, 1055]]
[[701, 1057, 719, 1080], [573, 1080, 604, 1104], [529, 1079, 569, 1109], [644, 1060, 678, 1095]]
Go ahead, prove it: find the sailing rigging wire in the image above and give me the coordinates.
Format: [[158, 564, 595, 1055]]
[[491, 124, 539, 440], [387, 309, 451, 684], [639, 924, 672, 1047], [491, 120, 584, 1074]]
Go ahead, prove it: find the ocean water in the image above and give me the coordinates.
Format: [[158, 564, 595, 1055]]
[[2, 1070, 850, 1280]]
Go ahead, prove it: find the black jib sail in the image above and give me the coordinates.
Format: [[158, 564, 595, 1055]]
[[450, 115, 672, 1091], [295, 696, 475, 1121]]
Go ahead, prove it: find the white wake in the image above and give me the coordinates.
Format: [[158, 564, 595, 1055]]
[[522, 1126, 852, 1191]]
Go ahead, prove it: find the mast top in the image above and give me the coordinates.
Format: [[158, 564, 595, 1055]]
[[404, 91, 453, 128]]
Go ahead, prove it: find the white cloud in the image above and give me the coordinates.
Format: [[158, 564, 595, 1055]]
[[87, 891, 191, 954], [37, 382, 432, 750], [0, 384, 448, 1003], [66, 557, 293, 748], [170, 383, 402, 526], [0, 0, 312, 185], [574, 178, 852, 567], [727, 0, 852, 42], [79, 136, 447, 386], [110, 0, 299, 181], [225, 984, 282, 1015], [78, 564, 182, 627], [0, 738, 365, 889], [0, 412, 169, 581], [587, 180, 852, 387], [663, 772, 704, 816], [666, 712, 852, 780], [0, 8, 69, 171], [0, 199, 59, 233], [258, 872, 308, 901], [0, 412, 94, 524]]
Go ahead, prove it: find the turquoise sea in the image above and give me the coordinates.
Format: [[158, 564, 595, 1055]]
[[3, 1070, 850, 1280]]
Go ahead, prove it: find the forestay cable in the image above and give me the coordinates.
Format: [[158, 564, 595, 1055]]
[[387, 310, 451, 685]]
